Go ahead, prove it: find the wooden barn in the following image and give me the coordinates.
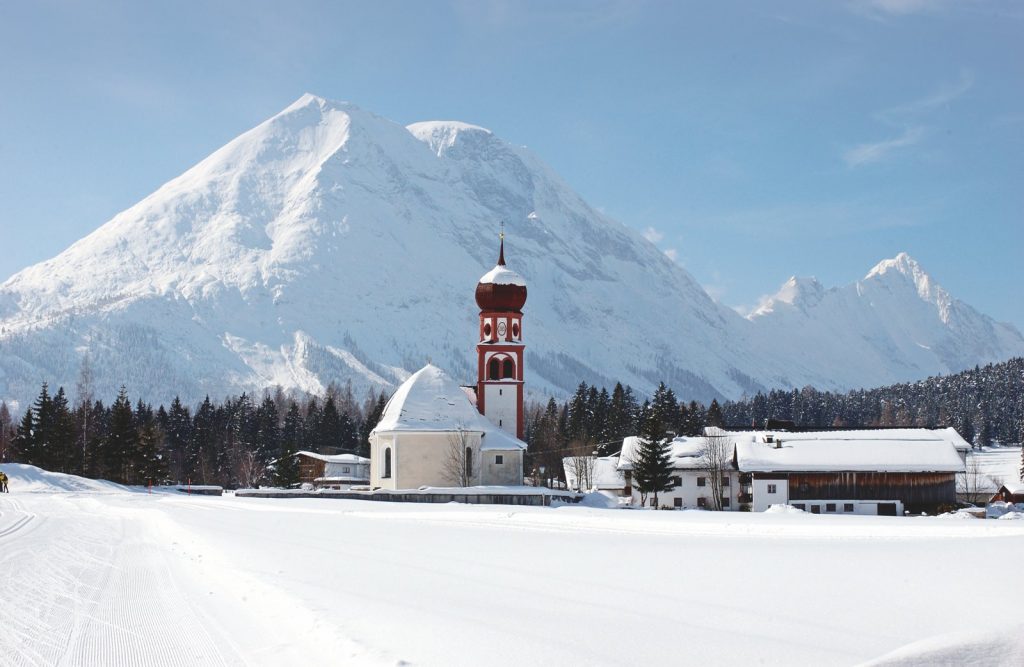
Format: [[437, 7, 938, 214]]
[[990, 481, 1024, 504], [292, 451, 370, 488], [734, 428, 968, 515]]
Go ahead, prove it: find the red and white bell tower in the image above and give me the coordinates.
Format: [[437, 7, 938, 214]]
[[474, 232, 527, 440]]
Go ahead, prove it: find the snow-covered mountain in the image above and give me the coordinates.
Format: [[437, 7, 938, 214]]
[[0, 95, 1021, 410], [748, 252, 1024, 388]]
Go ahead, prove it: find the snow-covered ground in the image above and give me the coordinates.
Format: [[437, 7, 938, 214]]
[[2, 463, 1023, 666]]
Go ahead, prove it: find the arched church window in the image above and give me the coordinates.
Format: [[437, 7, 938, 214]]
[[383, 447, 392, 479], [483, 322, 492, 339], [512, 322, 520, 338], [502, 359, 515, 379], [465, 447, 473, 476], [489, 358, 501, 380]]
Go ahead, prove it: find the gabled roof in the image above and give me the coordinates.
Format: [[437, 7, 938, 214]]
[[371, 364, 526, 451]]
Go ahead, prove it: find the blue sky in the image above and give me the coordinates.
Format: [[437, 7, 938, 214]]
[[1, 0, 1021, 329]]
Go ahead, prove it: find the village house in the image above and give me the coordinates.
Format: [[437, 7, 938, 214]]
[[292, 451, 370, 489], [562, 454, 627, 497], [611, 427, 968, 514], [990, 481, 1024, 505]]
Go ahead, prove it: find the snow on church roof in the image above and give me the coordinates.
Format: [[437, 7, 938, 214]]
[[478, 264, 526, 286], [371, 364, 526, 451]]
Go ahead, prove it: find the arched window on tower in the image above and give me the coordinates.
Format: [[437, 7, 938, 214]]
[[488, 358, 501, 380], [383, 447, 392, 479], [502, 358, 515, 379]]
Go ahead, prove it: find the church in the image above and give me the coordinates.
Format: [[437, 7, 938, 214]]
[[368, 236, 528, 489]]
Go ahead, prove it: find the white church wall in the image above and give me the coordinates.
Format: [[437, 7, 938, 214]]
[[481, 450, 523, 486]]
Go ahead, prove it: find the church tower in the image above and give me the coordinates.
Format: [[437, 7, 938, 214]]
[[474, 232, 527, 439]]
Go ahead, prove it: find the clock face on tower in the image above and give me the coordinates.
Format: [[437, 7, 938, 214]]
[[497, 321, 507, 337]]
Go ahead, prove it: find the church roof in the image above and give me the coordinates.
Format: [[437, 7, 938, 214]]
[[372, 364, 526, 451]]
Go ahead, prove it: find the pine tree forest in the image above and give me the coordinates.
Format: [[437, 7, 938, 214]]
[[2, 357, 1020, 488]]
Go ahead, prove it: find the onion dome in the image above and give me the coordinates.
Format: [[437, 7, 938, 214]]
[[475, 236, 527, 312]]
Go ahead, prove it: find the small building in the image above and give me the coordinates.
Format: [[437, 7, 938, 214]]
[[617, 435, 742, 510], [734, 428, 966, 515], [990, 481, 1024, 504], [293, 451, 370, 488], [369, 364, 526, 489]]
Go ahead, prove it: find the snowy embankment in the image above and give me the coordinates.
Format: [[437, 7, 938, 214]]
[[1, 464, 1023, 666]]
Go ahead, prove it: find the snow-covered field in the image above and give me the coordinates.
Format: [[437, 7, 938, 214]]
[[1, 463, 1022, 666]]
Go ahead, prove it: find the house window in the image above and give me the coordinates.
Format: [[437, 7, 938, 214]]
[[697, 477, 706, 487], [810, 505, 821, 514], [649, 498, 657, 507], [495, 455, 504, 465], [767, 484, 777, 494], [844, 503, 854, 513], [697, 497, 707, 508], [383, 448, 392, 479], [793, 503, 806, 511], [672, 476, 682, 487], [721, 497, 730, 508], [826, 503, 836, 513], [342, 466, 351, 474], [722, 476, 730, 487], [673, 498, 682, 508]]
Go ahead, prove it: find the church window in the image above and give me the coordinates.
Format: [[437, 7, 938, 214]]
[[512, 322, 520, 338], [483, 322, 492, 339], [502, 359, 515, 378], [383, 448, 392, 479], [465, 447, 473, 474], [495, 455, 504, 465], [488, 358, 500, 380]]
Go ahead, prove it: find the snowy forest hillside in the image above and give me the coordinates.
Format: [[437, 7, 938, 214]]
[[1, 94, 1022, 411]]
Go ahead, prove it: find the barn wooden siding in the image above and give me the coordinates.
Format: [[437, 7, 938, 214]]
[[778, 472, 956, 513], [296, 456, 326, 484]]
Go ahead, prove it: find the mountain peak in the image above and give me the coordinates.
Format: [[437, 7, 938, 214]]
[[751, 275, 824, 316], [866, 251, 921, 280], [864, 252, 941, 305]]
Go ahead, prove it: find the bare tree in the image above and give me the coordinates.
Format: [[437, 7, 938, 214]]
[[566, 443, 596, 492], [236, 449, 267, 489], [443, 428, 478, 487], [957, 457, 992, 506], [700, 427, 732, 511]]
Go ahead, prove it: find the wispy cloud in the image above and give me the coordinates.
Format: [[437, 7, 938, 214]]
[[879, 69, 974, 120], [643, 226, 664, 243], [844, 126, 925, 166], [844, 70, 971, 167], [862, 0, 940, 16]]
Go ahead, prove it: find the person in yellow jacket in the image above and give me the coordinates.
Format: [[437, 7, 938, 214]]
[[0, 471, 8, 493]]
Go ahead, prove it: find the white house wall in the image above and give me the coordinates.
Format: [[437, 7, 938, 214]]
[[752, 478, 789, 512], [631, 470, 743, 510]]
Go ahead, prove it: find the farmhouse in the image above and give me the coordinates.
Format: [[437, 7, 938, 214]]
[[563, 454, 627, 496], [990, 481, 1024, 504], [735, 428, 968, 515], [612, 427, 968, 514], [292, 451, 370, 489]]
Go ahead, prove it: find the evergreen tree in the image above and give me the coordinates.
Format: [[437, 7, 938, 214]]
[[0, 401, 12, 463], [51, 387, 78, 474], [136, 417, 168, 486], [628, 404, 674, 507], [13, 408, 35, 463], [105, 386, 137, 483], [273, 438, 301, 488], [706, 399, 724, 428]]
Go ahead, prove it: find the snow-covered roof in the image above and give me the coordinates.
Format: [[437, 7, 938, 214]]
[[1000, 481, 1024, 496], [563, 455, 626, 490], [617, 435, 726, 471], [733, 428, 966, 473], [371, 364, 526, 451], [295, 451, 369, 464], [478, 264, 526, 286]]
